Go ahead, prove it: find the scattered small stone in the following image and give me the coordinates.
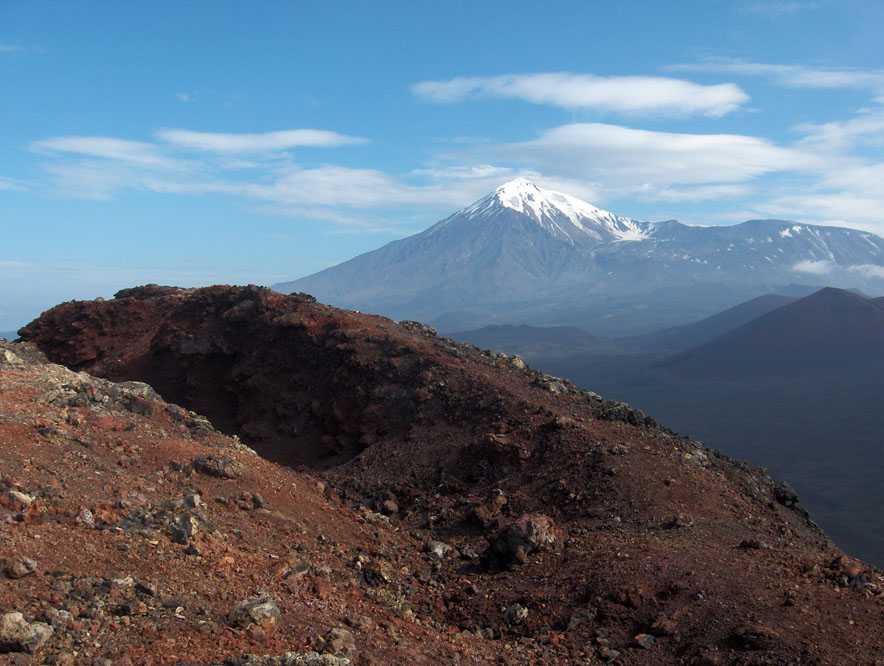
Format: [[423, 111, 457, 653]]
[[324, 626, 356, 656], [634, 633, 656, 649], [76, 507, 95, 528], [362, 560, 393, 587], [169, 513, 200, 544], [184, 493, 204, 509], [214, 652, 350, 666], [650, 615, 677, 637], [193, 455, 244, 480], [6, 490, 34, 508], [229, 593, 281, 630], [0, 611, 53, 654], [503, 603, 528, 626], [773, 481, 800, 508], [662, 513, 693, 530], [424, 540, 450, 560], [378, 499, 398, 516], [739, 538, 769, 550], [4, 557, 37, 579], [484, 513, 560, 569], [730, 623, 779, 651], [599, 647, 621, 662]]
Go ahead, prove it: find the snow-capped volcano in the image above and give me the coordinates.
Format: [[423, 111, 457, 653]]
[[444, 178, 649, 244], [275, 179, 884, 335]]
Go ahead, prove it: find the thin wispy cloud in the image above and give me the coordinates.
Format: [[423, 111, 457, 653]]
[[0, 44, 23, 53], [742, 1, 818, 16], [29, 120, 825, 229], [156, 128, 367, 153], [32, 136, 186, 170], [668, 60, 884, 93], [793, 105, 884, 153], [0, 177, 27, 191], [412, 73, 749, 117], [485, 122, 816, 187]]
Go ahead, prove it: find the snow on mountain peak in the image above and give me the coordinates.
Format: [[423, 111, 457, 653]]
[[461, 178, 649, 243]]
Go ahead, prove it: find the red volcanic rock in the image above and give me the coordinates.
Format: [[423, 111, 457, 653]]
[[11, 285, 884, 664], [0, 340, 500, 664], [484, 513, 561, 569]]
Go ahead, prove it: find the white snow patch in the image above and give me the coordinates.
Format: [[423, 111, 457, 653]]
[[461, 178, 649, 243]]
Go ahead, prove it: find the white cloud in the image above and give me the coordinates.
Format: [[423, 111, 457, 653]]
[[0, 44, 23, 53], [412, 73, 749, 117], [668, 60, 884, 93], [25, 115, 884, 234], [42, 161, 158, 200], [760, 191, 884, 232], [486, 122, 816, 187], [793, 259, 835, 275], [32, 136, 185, 169], [156, 128, 367, 153], [794, 108, 884, 152], [242, 164, 515, 211], [175, 92, 193, 103], [791, 261, 884, 280], [849, 264, 884, 279]]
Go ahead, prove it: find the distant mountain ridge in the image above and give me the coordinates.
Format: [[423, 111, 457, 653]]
[[275, 179, 884, 333], [527, 286, 884, 565], [631, 293, 798, 352], [665, 287, 884, 376]]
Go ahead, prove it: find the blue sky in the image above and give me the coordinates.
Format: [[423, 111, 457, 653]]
[[2, 0, 884, 329]]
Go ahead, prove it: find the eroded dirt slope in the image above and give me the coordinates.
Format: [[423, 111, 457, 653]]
[[0, 342, 501, 665], [13, 285, 884, 665]]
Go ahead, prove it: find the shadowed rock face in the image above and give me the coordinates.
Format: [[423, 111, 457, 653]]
[[21, 285, 437, 469], [14, 285, 884, 664]]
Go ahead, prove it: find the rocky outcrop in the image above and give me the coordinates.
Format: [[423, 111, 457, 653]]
[[11, 286, 884, 664]]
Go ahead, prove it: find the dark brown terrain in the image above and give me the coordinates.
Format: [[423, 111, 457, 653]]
[[2, 285, 883, 664]]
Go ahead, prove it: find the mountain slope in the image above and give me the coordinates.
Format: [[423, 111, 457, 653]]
[[275, 179, 884, 333], [0, 339, 503, 664], [276, 179, 650, 319], [665, 287, 884, 376], [16, 285, 884, 663], [631, 293, 798, 352]]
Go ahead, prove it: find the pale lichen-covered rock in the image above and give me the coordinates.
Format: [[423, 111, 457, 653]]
[[0, 611, 53, 653], [229, 593, 281, 630]]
